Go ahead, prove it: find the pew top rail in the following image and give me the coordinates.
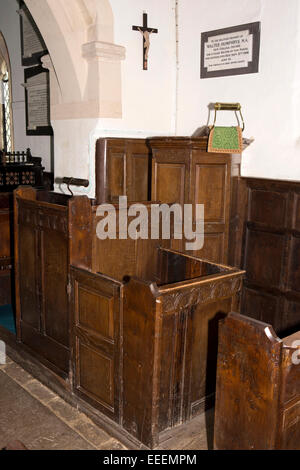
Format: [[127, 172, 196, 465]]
[[214, 312, 300, 450]]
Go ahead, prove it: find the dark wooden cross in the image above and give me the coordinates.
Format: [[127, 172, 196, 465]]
[[132, 13, 158, 70]]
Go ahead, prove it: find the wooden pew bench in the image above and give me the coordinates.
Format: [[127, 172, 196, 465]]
[[14, 188, 244, 448], [214, 312, 300, 450]]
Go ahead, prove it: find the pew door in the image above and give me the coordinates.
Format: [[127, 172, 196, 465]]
[[17, 198, 70, 377], [70, 267, 122, 423], [0, 194, 13, 306], [190, 153, 231, 263]]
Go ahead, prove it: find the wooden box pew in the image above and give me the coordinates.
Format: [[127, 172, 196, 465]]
[[14, 187, 164, 380], [0, 149, 50, 308], [71, 248, 244, 448], [148, 137, 242, 266], [14, 186, 244, 448], [0, 193, 13, 306], [214, 312, 300, 450], [95, 138, 151, 204]]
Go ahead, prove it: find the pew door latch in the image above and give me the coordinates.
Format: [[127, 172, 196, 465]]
[[62, 177, 90, 196]]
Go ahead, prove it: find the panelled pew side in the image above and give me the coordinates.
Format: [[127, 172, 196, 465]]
[[13, 185, 245, 448], [0, 149, 50, 308], [235, 177, 300, 335], [71, 248, 244, 449], [148, 137, 242, 266], [214, 312, 300, 450], [95, 136, 243, 267], [95, 138, 151, 204], [14, 187, 73, 378], [11, 134, 245, 448], [0, 193, 13, 306], [13, 187, 164, 380]]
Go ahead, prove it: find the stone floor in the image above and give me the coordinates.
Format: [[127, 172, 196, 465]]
[[0, 355, 212, 450]]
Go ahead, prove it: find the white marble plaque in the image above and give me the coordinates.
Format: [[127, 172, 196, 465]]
[[201, 22, 260, 78], [21, 9, 45, 59], [26, 72, 49, 130], [204, 30, 253, 72]]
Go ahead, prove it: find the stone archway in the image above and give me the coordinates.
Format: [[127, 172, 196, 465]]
[[23, 0, 126, 198], [24, 0, 125, 120]]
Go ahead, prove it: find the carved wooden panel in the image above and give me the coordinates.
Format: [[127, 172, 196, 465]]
[[122, 266, 244, 446], [19, 223, 39, 329], [151, 148, 190, 206], [249, 189, 288, 227], [292, 192, 300, 231], [244, 228, 285, 289], [282, 299, 300, 334], [241, 286, 281, 330], [0, 194, 13, 306], [214, 312, 300, 450], [282, 403, 300, 450], [0, 269, 11, 306], [71, 267, 121, 422], [214, 313, 282, 450], [42, 230, 69, 347], [17, 196, 70, 376], [149, 140, 232, 264], [287, 236, 300, 293], [76, 340, 114, 409], [153, 162, 186, 206], [95, 138, 151, 203], [0, 210, 10, 259], [108, 152, 126, 200], [78, 286, 114, 340], [190, 232, 225, 263], [129, 153, 149, 201], [242, 179, 300, 334], [194, 163, 227, 222]]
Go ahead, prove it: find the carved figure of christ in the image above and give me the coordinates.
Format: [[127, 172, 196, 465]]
[[132, 13, 158, 70]]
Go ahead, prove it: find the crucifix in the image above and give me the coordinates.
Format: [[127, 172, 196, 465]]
[[132, 13, 158, 70]]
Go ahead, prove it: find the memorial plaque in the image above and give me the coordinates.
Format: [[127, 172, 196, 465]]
[[19, 0, 48, 66], [24, 66, 53, 136], [201, 22, 260, 79]]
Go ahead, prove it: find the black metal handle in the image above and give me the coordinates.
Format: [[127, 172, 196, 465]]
[[62, 177, 89, 187]]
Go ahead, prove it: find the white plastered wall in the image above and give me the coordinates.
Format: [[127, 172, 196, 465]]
[[19, 0, 300, 196], [176, 0, 300, 181]]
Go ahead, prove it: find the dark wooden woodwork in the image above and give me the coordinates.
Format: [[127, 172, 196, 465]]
[[15, 187, 71, 376], [14, 188, 90, 377], [214, 312, 300, 450], [95, 138, 151, 204], [0, 149, 44, 192], [11, 135, 246, 448], [239, 178, 300, 334], [0, 149, 51, 307], [69, 249, 244, 448], [95, 137, 243, 267], [0, 193, 13, 305], [71, 268, 122, 423], [148, 137, 241, 264], [122, 251, 243, 448], [14, 189, 165, 379], [91, 202, 169, 282]]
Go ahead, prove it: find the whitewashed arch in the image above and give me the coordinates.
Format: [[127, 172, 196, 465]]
[[24, 0, 125, 119]]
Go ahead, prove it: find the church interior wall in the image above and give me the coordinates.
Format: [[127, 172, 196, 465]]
[[1, 0, 300, 189], [177, 0, 300, 181], [0, 0, 52, 171]]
